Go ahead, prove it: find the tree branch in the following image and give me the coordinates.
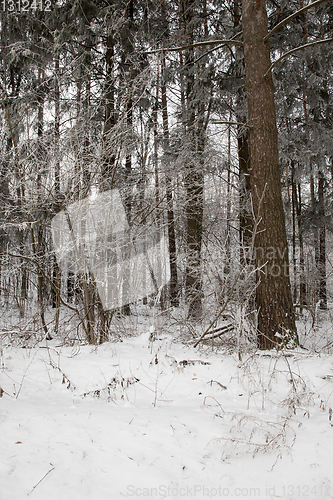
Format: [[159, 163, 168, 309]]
[[141, 39, 243, 56], [264, 0, 330, 41], [264, 38, 333, 76], [211, 121, 252, 128]]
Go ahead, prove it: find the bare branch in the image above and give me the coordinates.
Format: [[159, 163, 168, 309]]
[[193, 185, 269, 348]]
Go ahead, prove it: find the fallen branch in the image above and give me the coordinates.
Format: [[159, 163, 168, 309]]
[[28, 466, 55, 496], [194, 323, 234, 346]]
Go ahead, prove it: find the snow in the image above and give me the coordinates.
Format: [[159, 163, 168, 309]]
[[1, 323, 333, 500]]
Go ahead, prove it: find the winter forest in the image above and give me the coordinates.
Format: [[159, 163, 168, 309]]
[[1, 1, 333, 499]]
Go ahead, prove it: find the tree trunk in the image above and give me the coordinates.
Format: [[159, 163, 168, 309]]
[[318, 170, 327, 309], [160, 7, 179, 307], [233, 0, 253, 268], [101, 32, 116, 192], [120, 0, 134, 316], [35, 67, 50, 339], [181, 0, 204, 319], [310, 172, 319, 302], [153, 67, 160, 215], [242, 0, 297, 349], [53, 51, 61, 335], [82, 42, 91, 195], [238, 129, 252, 264], [291, 168, 297, 302], [292, 177, 306, 305], [225, 121, 232, 274]]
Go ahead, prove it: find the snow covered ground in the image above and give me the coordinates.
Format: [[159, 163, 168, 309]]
[[1, 312, 333, 500]]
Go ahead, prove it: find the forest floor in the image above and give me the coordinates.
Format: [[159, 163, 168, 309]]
[[0, 307, 333, 500]]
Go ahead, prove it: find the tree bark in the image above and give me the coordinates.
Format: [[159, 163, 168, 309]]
[[291, 167, 297, 302], [161, 0, 179, 308], [233, 0, 253, 268], [181, 0, 204, 320], [242, 0, 297, 349], [101, 32, 116, 192], [161, 57, 179, 307], [238, 128, 252, 263], [318, 170, 327, 309], [310, 172, 320, 302], [120, 0, 134, 316], [292, 177, 306, 305], [52, 53, 61, 336]]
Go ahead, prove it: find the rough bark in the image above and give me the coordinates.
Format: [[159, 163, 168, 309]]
[[242, 0, 297, 349]]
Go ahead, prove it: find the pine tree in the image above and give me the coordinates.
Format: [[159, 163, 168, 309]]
[[242, 0, 297, 349]]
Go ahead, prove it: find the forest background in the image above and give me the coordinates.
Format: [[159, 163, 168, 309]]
[[1, 0, 333, 350]]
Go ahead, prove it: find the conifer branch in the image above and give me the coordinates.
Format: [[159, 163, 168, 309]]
[[264, 0, 329, 41], [141, 39, 243, 56], [264, 38, 333, 76], [211, 121, 252, 128]]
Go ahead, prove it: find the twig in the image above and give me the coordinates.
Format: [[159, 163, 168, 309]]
[[48, 357, 76, 391], [15, 350, 39, 399], [203, 395, 224, 412], [28, 466, 55, 496], [193, 189, 266, 349]]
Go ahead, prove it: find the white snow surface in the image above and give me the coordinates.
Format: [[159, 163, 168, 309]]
[[1, 331, 333, 500]]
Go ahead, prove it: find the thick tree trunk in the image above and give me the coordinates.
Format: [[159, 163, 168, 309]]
[[242, 0, 297, 349]]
